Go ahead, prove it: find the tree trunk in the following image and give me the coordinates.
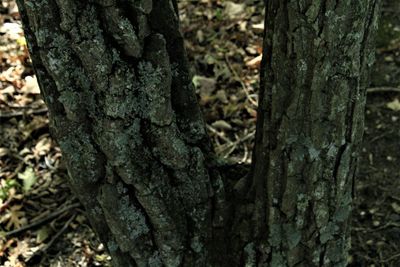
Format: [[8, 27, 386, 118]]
[[16, 0, 229, 266], [249, 1, 380, 266], [17, 0, 380, 266]]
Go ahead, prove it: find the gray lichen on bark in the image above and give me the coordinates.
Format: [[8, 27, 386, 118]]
[[17, 0, 228, 265], [250, 0, 380, 266], [17, 0, 380, 266]]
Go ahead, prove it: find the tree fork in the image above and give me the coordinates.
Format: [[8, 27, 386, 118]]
[[17, 0, 380, 266]]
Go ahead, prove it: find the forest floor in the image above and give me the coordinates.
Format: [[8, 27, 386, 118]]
[[1, 0, 400, 266]]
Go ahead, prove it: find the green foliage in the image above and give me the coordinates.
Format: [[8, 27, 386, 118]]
[[215, 8, 223, 21], [0, 179, 18, 201]]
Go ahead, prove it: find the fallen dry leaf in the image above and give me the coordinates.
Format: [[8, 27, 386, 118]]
[[386, 98, 400, 111], [21, 75, 40, 95], [391, 202, 400, 214], [246, 54, 262, 69], [223, 1, 246, 19], [251, 21, 265, 33], [212, 120, 232, 130]]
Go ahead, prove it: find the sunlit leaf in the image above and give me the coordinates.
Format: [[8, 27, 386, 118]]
[[17, 167, 37, 192], [391, 202, 400, 214], [36, 226, 51, 243], [386, 98, 400, 111], [16, 36, 26, 46]]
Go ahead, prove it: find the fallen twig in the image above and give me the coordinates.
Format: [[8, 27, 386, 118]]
[[381, 252, 400, 263], [3, 202, 81, 237], [206, 124, 233, 144], [0, 107, 48, 119], [377, 42, 400, 53], [225, 55, 258, 107], [26, 214, 76, 263], [367, 86, 400, 94]]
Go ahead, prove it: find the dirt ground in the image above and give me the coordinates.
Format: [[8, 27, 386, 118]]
[[0, 0, 399, 266]]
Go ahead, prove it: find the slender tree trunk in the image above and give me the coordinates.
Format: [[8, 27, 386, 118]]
[[249, 1, 380, 266], [17, 0, 380, 266]]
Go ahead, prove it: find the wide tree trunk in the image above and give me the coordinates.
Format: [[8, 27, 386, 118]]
[[17, 0, 380, 266], [16, 0, 229, 266]]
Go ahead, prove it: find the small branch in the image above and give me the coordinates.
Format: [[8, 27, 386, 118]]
[[377, 42, 400, 53], [381, 252, 400, 263], [223, 131, 255, 151], [0, 107, 48, 119], [225, 55, 258, 107], [367, 87, 400, 94], [206, 124, 233, 144], [43, 214, 76, 251], [26, 214, 76, 263], [3, 202, 81, 237]]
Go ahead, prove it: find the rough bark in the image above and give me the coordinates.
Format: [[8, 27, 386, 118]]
[[250, 1, 380, 266], [16, 0, 228, 266], [17, 0, 380, 266]]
